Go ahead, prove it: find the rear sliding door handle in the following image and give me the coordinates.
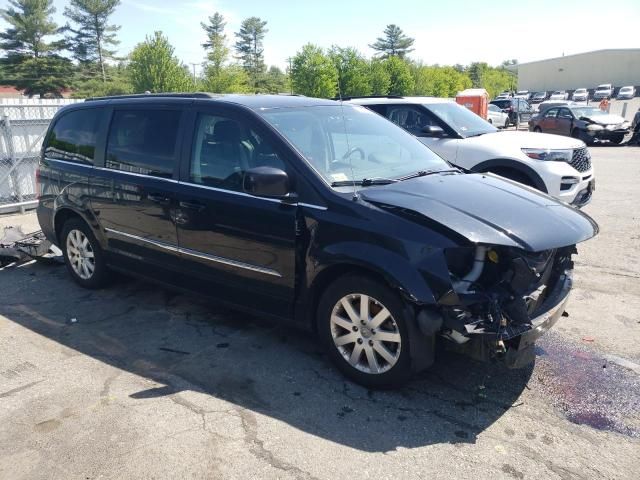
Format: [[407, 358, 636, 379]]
[[179, 200, 206, 211], [148, 194, 171, 204]]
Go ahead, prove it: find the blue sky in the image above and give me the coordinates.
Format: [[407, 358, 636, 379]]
[[3, 0, 640, 73]]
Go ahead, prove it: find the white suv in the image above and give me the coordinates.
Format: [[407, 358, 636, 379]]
[[345, 96, 595, 207], [593, 84, 613, 100]]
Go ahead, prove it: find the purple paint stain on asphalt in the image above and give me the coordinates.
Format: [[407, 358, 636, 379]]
[[534, 334, 640, 438]]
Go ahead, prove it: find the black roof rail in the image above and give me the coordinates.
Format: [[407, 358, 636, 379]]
[[85, 92, 218, 101], [332, 95, 405, 101]]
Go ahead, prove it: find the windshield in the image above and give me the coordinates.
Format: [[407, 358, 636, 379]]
[[259, 105, 450, 186], [571, 107, 608, 118], [596, 86, 610, 91], [426, 102, 497, 138], [574, 89, 586, 93]]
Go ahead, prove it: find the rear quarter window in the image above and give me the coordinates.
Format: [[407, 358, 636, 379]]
[[45, 108, 101, 165]]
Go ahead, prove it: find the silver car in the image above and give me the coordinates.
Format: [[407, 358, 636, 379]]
[[617, 86, 636, 100]]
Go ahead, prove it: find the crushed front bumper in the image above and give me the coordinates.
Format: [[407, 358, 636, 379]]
[[503, 271, 572, 367], [446, 270, 573, 368]]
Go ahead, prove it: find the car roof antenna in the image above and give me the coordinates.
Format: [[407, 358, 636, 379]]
[[336, 66, 359, 202]]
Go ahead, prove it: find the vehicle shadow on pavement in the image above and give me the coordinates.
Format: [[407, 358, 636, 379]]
[[0, 261, 533, 453]]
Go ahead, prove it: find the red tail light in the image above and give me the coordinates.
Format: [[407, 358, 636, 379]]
[[35, 167, 41, 199]]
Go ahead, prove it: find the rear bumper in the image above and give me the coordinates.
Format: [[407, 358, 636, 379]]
[[36, 202, 57, 246]]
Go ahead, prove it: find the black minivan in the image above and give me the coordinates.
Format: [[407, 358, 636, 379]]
[[37, 93, 598, 387]]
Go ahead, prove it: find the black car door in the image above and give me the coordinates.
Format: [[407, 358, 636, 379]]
[[90, 104, 186, 274], [174, 105, 298, 317]]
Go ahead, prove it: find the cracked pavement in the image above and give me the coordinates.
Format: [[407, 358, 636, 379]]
[[1, 146, 639, 479]]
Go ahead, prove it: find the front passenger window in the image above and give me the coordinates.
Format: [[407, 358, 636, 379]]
[[190, 113, 286, 191]]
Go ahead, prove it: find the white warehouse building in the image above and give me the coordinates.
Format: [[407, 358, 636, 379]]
[[516, 49, 640, 93]]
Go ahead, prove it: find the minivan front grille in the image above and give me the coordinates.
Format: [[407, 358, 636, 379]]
[[570, 148, 591, 173]]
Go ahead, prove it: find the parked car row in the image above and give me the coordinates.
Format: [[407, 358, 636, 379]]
[[37, 93, 598, 388], [503, 84, 637, 103]]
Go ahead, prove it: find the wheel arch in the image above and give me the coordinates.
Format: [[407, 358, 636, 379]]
[[471, 159, 548, 193], [301, 248, 438, 332], [53, 207, 106, 248]]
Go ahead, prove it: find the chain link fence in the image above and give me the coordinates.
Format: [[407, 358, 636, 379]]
[[0, 99, 83, 214]]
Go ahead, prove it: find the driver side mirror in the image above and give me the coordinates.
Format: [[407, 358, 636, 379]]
[[243, 166, 291, 198], [419, 125, 446, 138]]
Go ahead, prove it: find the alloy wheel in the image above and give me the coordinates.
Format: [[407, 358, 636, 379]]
[[330, 294, 401, 374], [66, 229, 95, 280]]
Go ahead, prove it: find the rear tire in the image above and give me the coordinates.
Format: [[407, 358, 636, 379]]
[[534, 126, 542, 133], [61, 218, 110, 289], [317, 274, 412, 388]]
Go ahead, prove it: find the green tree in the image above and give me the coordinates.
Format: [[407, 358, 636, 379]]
[[411, 64, 472, 97], [64, 0, 121, 83], [290, 44, 337, 98], [128, 31, 192, 93], [481, 68, 515, 98], [369, 59, 390, 95], [259, 65, 288, 93], [201, 12, 226, 50], [203, 64, 251, 93], [71, 61, 132, 97], [329, 46, 371, 97], [0, 0, 73, 97], [370, 24, 414, 58], [234, 16, 268, 87], [467, 62, 488, 88], [385, 56, 414, 95]]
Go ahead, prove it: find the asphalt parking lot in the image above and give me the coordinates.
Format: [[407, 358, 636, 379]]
[[1, 145, 639, 480]]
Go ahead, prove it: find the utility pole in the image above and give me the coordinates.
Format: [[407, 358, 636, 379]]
[[189, 63, 198, 89]]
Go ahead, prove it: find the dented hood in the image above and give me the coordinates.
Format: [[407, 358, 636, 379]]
[[361, 173, 598, 252]]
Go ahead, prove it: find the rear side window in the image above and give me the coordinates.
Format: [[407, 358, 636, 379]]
[[45, 109, 101, 165], [106, 109, 181, 178]]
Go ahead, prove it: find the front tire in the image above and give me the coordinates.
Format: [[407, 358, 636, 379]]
[[534, 126, 542, 133], [317, 275, 412, 388], [610, 134, 625, 144], [61, 218, 110, 289]]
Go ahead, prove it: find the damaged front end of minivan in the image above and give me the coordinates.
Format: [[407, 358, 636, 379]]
[[424, 244, 575, 367], [361, 173, 599, 369]]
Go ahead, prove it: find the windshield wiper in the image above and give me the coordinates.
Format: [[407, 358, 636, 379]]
[[396, 168, 461, 181], [465, 132, 489, 138], [331, 177, 399, 187]]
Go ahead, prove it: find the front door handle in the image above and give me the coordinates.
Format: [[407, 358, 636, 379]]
[[179, 200, 205, 212]]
